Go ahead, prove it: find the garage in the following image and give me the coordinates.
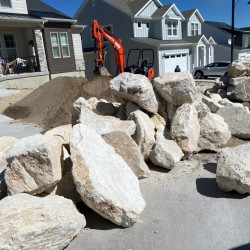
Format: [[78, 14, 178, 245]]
[[163, 54, 188, 72]]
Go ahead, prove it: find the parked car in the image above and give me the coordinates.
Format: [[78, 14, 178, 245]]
[[193, 61, 231, 79]]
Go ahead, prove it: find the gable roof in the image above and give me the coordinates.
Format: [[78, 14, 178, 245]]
[[127, 0, 150, 15], [151, 4, 172, 18], [182, 9, 204, 22], [26, 0, 72, 19]]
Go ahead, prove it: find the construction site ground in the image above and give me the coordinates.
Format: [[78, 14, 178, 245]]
[[1, 77, 250, 250]]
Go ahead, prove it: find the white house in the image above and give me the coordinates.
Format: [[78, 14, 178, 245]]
[[75, 0, 215, 78]]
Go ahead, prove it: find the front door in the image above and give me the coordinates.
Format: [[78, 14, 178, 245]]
[[4, 34, 17, 60]]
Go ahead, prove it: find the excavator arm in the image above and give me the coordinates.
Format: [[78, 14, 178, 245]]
[[92, 19, 125, 75]]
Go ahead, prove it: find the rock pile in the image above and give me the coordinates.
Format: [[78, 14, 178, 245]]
[[0, 66, 250, 248]]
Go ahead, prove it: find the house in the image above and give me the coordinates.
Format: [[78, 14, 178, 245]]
[[75, 0, 215, 78], [0, 0, 85, 88], [202, 21, 250, 61]]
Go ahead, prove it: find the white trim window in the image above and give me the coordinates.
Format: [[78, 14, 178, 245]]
[[167, 21, 177, 37], [137, 22, 142, 29], [4, 34, 16, 59], [50, 32, 61, 58], [0, 0, 11, 8], [60, 32, 70, 58], [191, 23, 199, 36], [50, 32, 70, 59]]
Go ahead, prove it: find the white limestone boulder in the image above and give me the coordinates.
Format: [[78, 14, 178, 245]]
[[0, 136, 18, 199], [171, 104, 200, 154], [72, 97, 92, 124], [153, 72, 197, 105], [228, 76, 250, 102], [216, 104, 250, 139], [109, 72, 159, 114], [228, 60, 250, 78], [149, 138, 184, 169], [44, 124, 72, 145], [216, 143, 250, 194], [0, 193, 85, 250], [198, 113, 231, 152], [102, 131, 150, 179], [70, 124, 146, 227], [129, 110, 155, 159], [5, 134, 63, 195], [75, 107, 136, 136], [191, 96, 210, 118], [200, 95, 224, 113]]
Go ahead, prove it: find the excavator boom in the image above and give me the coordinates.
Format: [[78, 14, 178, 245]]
[[92, 20, 125, 76]]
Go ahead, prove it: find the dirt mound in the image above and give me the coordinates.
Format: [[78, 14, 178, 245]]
[[3, 76, 118, 132]]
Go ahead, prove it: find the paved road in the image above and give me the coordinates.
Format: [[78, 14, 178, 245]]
[[67, 154, 250, 250]]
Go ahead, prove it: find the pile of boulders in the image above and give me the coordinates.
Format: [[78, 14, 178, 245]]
[[0, 61, 250, 248]]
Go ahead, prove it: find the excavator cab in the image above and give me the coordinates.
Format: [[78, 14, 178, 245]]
[[124, 48, 154, 80]]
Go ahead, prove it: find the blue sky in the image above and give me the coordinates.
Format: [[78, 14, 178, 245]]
[[43, 0, 250, 28]]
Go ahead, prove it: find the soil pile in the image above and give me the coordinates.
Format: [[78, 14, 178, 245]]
[[3, 76, 118, 132]]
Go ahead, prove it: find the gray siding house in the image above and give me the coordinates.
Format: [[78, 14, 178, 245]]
[[0, 0, 85, 88], [75, 0, 215, 78], [202, 21, 250, 61]]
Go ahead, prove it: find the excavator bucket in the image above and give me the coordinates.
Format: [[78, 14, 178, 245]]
[[94, 66, 112, 77]]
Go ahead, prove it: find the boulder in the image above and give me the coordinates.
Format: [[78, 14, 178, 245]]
[[72, 97, 92, 124], [166, 102, 180, 123], [44, 147, 81, 204], [109, 72, 159, 114], [130, 110, 155, 159], [70, 124, 146, 227], [149, 138, 184, 169], [0, 193, 85, 250], [201, 95, 224, 113], [192, 97, 210, 118], [150, 113, 167, 140], [0, 136, 18, 199], [171, 104, 200, 153], [228, 60, 250, 78], [216, 104, 250, 139], [216, 144, 250, 194], [228, 76, 250, 102], [44, 124, 72, 145], [198, 113, 231, 152], [5, 134, 63, 195], [125, 101, 141, 118], [102, 131, 150, 179], [74, 107, 136, 136], [153, 72, 197, 105]]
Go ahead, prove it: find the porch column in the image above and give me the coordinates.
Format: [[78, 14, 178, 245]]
[[203, 46, 206, 66], [34, 29, 48, 72], [196, 46, 199, 68]]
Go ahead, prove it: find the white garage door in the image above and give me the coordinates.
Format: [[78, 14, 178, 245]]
[[164, 54, 188, 73]]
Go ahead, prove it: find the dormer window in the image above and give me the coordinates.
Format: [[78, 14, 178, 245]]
[[137, 22, 142, 28], [0, 0, 11, 8], [191, 23, 199, 36], [167, 22, 177, 37]]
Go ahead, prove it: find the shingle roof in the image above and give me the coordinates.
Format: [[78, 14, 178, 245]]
[[151, 4, 172, 18], [127, 0, 150, 15], [0, 12, 41, 21], [26, 0, 72, 19], [183, 35, 204, 43], [181, 9, 196, 20]]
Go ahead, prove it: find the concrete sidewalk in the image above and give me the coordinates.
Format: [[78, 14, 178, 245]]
[[0, 114, 42, 138], [67, 154, 250, 250]]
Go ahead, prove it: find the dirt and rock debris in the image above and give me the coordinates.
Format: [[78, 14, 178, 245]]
[[3, 76, 119, 132]]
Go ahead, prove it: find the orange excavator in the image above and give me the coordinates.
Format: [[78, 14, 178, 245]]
[[92, 19, 154, 80]]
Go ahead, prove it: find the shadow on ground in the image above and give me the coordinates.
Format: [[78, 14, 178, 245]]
[[203, 163, 217, 174], [230, 243, 250, 250], [196, 178, 248, 199], [76, 202, 120, 230]]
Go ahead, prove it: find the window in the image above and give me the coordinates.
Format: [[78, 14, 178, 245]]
[[138, 22, 141, 28], [60, 32, 70, 57], [4, 34, 16, 59], [50, 33, 61, 58], [167, 22, 177, 37], [50, 32, 70, 59], [191, 23, 199, 36], [0, 0, 11, 7], [146, 23, 150, 29]]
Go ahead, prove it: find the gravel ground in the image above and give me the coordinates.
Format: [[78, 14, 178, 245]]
[[0, 89, 33, 114]]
